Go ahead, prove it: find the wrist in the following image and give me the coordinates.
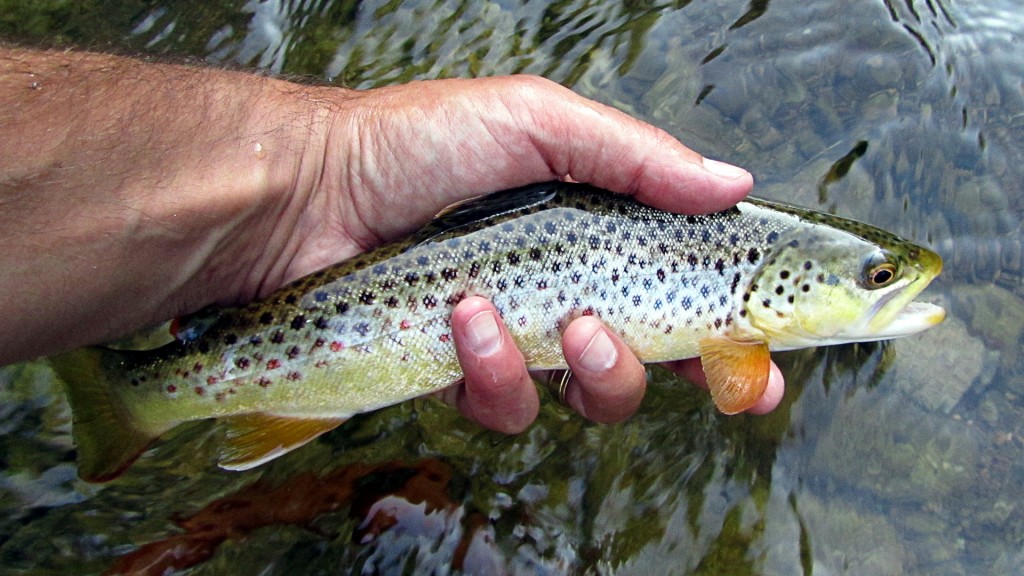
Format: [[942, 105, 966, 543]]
[[0, 48, 341, 361]]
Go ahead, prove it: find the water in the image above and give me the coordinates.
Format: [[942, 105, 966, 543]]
[[2, 1, 1022, 574]]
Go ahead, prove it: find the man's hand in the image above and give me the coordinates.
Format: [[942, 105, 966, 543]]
[[0, 49, 783, 431]]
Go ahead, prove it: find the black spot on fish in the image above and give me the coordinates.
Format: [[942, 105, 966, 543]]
[[468, 262, 481, 278], [336, 301, 350, 314], [688, 254, 699, 268], [271, 330, 285, 344], [423, 295, 437, 309], [747, 248, 760, 264], [715, 318, 723, 329], [763, 299, 772, 307], [424, 272, 437, 284], [259, 312, 274, 325], [441, 267, 458, 281], [197, 341, 211, 354], [731, 273, 742, 294], [507, 252, 521, 265], [235, 357, 250, 369], [715, 258, 726, 275], [290, 315, 306, 330], [314, 316, 329, 330], [775, 286, 784, 295], [287, 345, 301, 359], [224, 333, 238, 345], [250, 335, 263, 345], [682, 296, 693, 310], [514, 276, 526, 288], [804, 261, 813, 270], [780, 270, 790, 280], [632, 295, 642, 306], [284, 294, 297, 305], [381, 278, 396, 290], [766, 231, 779, 244], [529, 248, 542, 261], [802, 284, 811, 292], [404, 272, 420, 286], [359, 291, 375, 305], [385, 295, 399, 308], [788, 295, 795, 304]]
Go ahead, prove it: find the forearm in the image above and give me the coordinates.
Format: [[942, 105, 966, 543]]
[[0, 48, 331, 363]]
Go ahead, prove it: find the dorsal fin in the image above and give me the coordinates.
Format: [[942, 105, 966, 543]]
[[409, 182, 563, 247]]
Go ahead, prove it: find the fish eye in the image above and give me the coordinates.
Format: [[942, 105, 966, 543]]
[[861, 253, 899, 289]]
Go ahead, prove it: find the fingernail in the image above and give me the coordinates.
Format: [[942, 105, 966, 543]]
[[703, 158, 748, 180], [579, 328, 617, 372], [465, 311, 501, 356]]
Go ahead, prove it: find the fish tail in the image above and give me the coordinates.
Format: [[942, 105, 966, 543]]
[[50, 348, 165, 482]]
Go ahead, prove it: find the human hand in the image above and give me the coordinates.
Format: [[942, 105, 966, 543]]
[[0, 48, 782, 427], [278, 76, 784, 430]]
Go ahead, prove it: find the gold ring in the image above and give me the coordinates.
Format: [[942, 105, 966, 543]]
[[546, 369, 573, 404]]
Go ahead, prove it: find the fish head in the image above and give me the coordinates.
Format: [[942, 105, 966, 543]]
[[742, 220, 944, 351]]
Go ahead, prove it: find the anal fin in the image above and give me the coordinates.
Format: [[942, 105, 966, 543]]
[[219, 414, 346, 471], [699, 338, 770, 415]]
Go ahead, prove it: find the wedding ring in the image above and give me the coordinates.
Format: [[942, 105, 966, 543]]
[[545, 369, 573, 405]]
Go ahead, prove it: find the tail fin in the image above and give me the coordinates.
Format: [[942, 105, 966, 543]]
[[49, 348, 164, 482]]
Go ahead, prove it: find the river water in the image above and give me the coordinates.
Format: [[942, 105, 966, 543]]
[[1, 1, 1022, 574]]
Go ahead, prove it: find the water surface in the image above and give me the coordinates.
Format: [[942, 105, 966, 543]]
[[1, 1, 1022, 574]]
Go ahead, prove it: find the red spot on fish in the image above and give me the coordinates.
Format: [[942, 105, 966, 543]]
[[330, 341, 344, 352], [207, 376, 218, 385], [166, 384, 177, 393], [438, 333, 451, 343], [582, 307, 594, 316], [400, 319, 411, 330], [267, 359, 281, 370]]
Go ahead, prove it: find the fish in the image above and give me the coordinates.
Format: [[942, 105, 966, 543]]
[[50, 182, 945, 481]]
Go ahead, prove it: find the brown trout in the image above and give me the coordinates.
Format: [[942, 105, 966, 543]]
[[51, 182, 944, 481]]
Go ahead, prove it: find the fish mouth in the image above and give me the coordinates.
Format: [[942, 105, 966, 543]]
[[869, 300, 946, 339]]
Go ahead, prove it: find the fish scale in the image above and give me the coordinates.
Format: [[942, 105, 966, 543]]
[[50, 181, 944, 481]]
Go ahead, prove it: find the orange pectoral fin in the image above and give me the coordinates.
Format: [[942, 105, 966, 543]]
[[699, 338, 771, 415], [219, 414, 347, 471]]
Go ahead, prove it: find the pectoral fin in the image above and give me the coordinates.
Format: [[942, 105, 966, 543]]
[[219, 414, 346, 471], [699, 338, 770, 415]]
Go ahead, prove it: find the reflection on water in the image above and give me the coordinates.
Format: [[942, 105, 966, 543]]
[[2, 0, 1023, 574]]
